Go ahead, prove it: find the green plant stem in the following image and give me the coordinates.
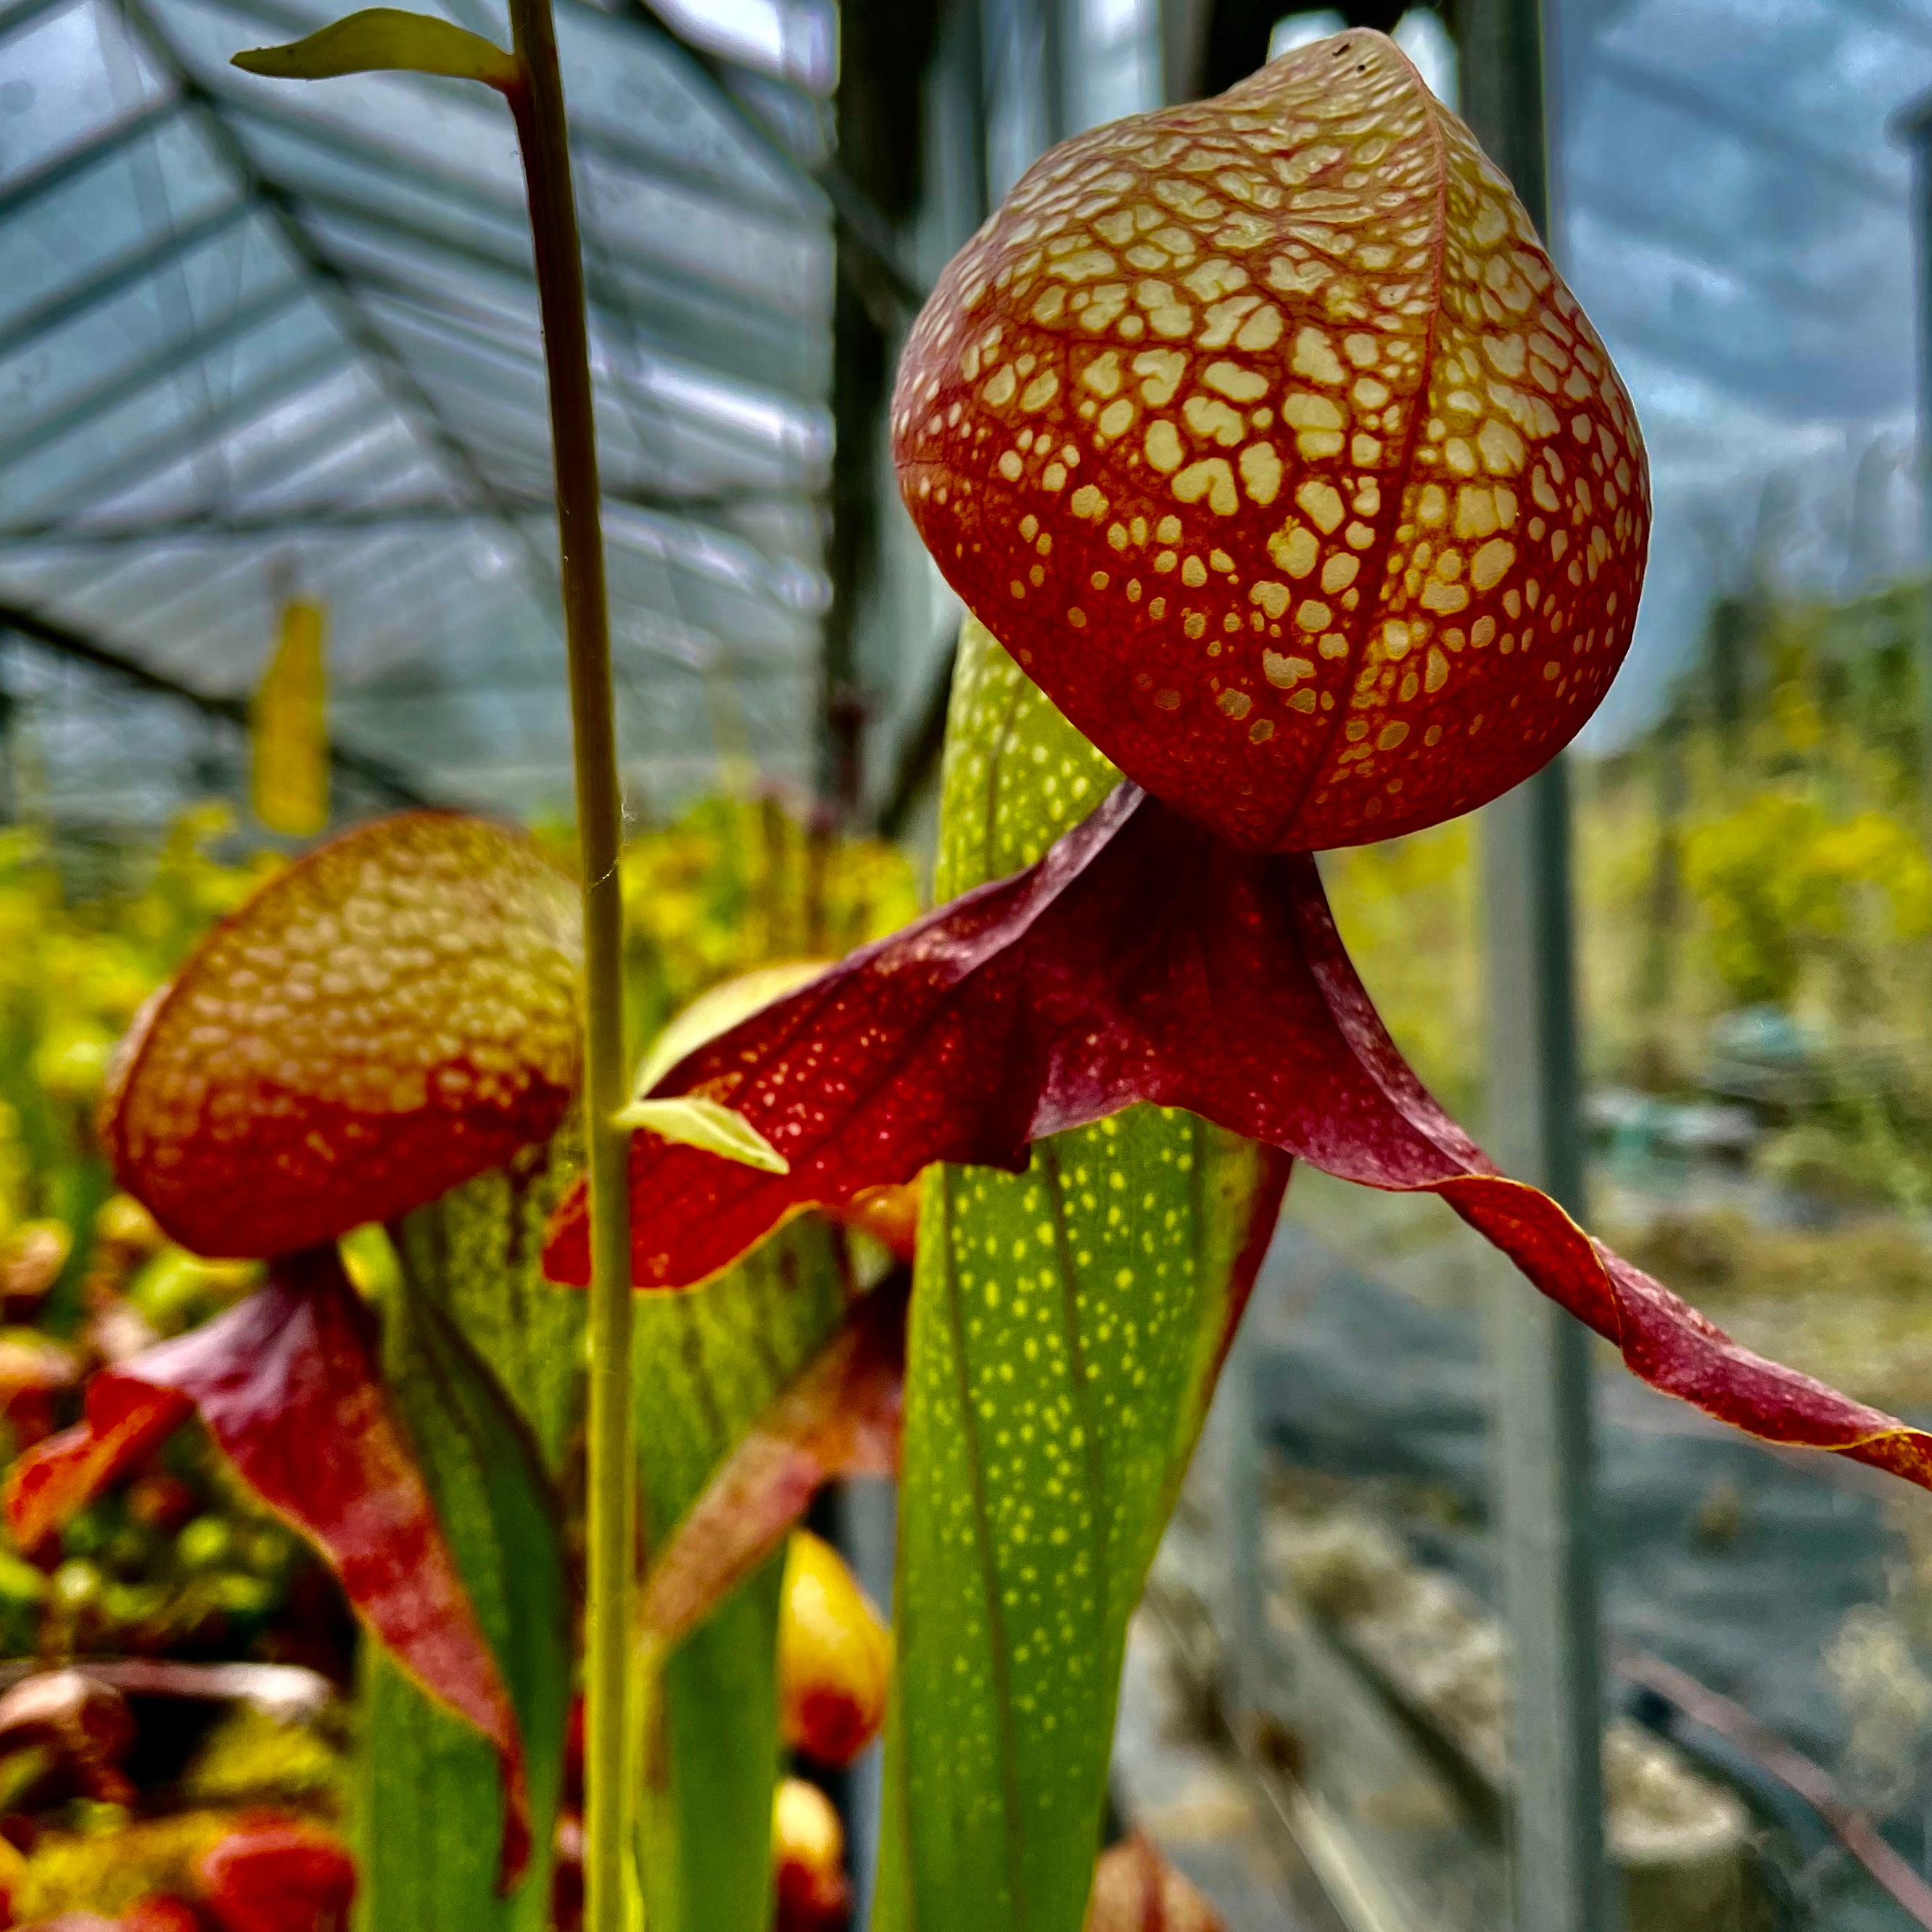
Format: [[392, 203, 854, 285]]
[[502, 21, 635, 1931]]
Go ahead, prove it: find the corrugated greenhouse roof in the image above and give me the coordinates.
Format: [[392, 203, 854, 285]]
[[9, 0, 1932, 819], [0, 0, 836, 820]]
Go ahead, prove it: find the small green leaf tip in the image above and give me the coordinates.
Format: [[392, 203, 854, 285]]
[[612, 1097, 790, 1175], [231, 8, 521, 90]]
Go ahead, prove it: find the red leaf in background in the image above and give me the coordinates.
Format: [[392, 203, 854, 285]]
[[123, 1899, 205, 1932], [638, 1276, 907, 1654], [196, 1813, 356, 1932], [6, 1392, 188, 1555], [4, 1252, 533, 1884], [822, 1184, 920, 1262], [545, 785, 1932, 1494], [105, 812, 579, 1261]]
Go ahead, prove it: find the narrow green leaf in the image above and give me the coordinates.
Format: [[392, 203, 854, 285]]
[[354, 1256, 572, 1932], [231, 7, 520, 88], [873, 619, 1286, 1932], [640, 1275, 906, 1654], [614, 1095, 788, 1173], [391, 1120, 585, 1479], [635, 1218, 846, 1932]]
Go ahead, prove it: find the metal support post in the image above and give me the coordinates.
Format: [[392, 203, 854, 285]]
[[1221, 1313, 1272, 1737], [1892, 95, 1932, 817], [830, 1474, 899, 1930], [819, 0, 941, 818], [1481, 774, 1607, 1932], [1038, 0, 1073, 145], [1460, 3, 1610, 1929], [0, 669, 14, 826]]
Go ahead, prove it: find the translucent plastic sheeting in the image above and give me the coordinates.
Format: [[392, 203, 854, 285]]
[[0, 0, 835, 821], [1552, 0, 1932, 738]]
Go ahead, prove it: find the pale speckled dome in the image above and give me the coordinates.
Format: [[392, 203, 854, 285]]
[[106, 812, 582, 1258], [893, 28, 1649, 852]]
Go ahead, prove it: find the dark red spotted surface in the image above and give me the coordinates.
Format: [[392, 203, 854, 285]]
[[104, 812, 580, 1260], [893, 30, 1648, 850]]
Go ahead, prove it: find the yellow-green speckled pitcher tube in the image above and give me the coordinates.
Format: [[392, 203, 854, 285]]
[[872, 617, 1284, 1932], [634, 1199, 846, 1932]]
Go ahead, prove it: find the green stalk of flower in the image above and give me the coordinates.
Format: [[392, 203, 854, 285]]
[[232, 9, 635, 1920]]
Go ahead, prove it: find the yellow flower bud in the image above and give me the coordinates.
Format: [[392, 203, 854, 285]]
[[777, 1529, 890, 1767]]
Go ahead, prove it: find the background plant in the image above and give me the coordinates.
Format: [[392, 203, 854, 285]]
[[0, 786, 912, 1928]]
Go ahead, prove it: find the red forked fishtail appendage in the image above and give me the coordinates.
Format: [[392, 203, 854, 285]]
[[544, 785, 1932, 1496]]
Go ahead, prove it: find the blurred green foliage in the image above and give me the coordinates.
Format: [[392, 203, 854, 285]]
[[0, 804, 278, 1327], [1330, 577, 1932, 1221], [615, 788, 920, 1049], [1681, 792, 1931, 1009], [0, 782, 918, 1698], [0, 785, 918, 1925]]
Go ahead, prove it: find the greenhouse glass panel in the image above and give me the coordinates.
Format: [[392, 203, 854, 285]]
[[0, 0, 837, 814]]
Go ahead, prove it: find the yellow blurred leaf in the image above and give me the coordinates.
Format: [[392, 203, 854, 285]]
[[232, 8, 519, 88], [250, 600, 329, 839], [613, 1097, 788, 1174], [633, 960, 827, 1098]]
